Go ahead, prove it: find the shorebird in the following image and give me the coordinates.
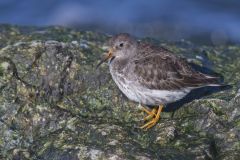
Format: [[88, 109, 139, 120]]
[[97, 33, 231, 130]]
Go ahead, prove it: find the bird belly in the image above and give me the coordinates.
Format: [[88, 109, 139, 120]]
[[111, 72, 190, 106], [137, 88, 190, 106], [110, 73, 141, 103]]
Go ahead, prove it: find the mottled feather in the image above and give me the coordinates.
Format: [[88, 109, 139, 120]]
[[104, 33, 228, 105], [132, 42, 220, 90]]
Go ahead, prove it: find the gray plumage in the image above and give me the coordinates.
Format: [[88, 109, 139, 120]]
[[105, 33, 227, 106]]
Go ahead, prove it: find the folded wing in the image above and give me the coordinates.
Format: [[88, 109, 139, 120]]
[[133, 53, 220, 90]]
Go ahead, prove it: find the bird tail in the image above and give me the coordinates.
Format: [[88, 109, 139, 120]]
[[210, 84, 232, 91], [164, 84, 232, 112], [188, 62, 231, 86], [189, 62, 224, 82]]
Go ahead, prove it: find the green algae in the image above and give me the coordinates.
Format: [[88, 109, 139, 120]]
[[0, 24, 239, 159]]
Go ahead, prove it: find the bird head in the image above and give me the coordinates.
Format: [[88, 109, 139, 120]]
[[96, 33, 137, 68]]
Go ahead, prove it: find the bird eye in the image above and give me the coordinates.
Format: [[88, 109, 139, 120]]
[[119, 43, 124, 47]]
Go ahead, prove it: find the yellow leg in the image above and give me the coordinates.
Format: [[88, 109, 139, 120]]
[[141, 106, 153, 115], [142, 108, 157, 121], [140, 105, 163, 130]]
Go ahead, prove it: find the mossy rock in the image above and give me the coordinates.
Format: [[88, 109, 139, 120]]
[[0, 24, 239, 160]]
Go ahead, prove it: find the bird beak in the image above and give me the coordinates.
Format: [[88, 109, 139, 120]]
[[96, 48, 114, 69]]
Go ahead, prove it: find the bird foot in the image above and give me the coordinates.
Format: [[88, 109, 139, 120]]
[[140, 105, 163, 130], [141, 107, 157, 121]]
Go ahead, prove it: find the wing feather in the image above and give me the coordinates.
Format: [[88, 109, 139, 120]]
[[133, 51, 220, 90]]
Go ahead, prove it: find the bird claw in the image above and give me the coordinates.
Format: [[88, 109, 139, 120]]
[[140, 105, 163, 130], [142, 108, 157, 121]]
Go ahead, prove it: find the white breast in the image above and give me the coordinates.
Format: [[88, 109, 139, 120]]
[[110, 70, 190, 106]]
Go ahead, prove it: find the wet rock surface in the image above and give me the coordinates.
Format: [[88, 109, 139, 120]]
[[0, 24, 240, 160]]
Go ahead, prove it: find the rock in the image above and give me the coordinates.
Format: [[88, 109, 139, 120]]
[[0, 24, 240, 159]]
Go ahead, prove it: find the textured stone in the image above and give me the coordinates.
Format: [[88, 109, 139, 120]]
[[0, 24, 239, 160]]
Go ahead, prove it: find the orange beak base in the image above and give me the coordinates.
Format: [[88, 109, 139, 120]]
[[96, 50, 113, 69]]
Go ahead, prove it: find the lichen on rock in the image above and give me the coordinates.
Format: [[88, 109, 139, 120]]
[[0, 25, 240, 160]]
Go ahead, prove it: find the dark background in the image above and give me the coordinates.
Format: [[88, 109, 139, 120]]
[[1, 0, 240, 44]]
